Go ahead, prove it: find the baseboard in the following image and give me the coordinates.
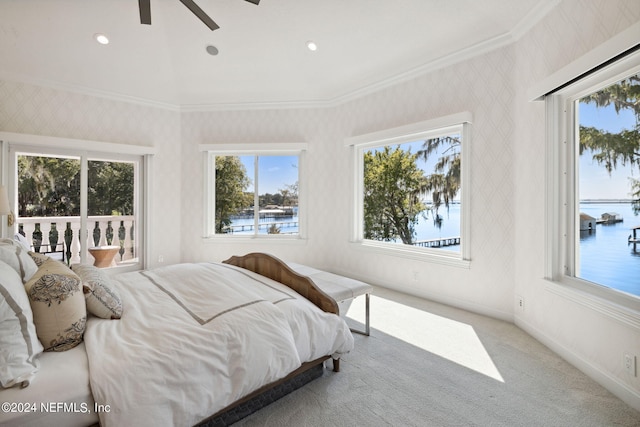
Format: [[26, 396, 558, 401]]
[[516, 316, 640, 412]]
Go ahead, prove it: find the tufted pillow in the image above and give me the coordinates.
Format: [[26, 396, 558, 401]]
[[24, 259, 86, 352], [0, 238, 38, 283], [72, 264, 123, 319], [0, 261, 43, 388]]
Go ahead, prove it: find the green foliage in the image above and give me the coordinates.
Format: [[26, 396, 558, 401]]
[[17, 156, 135, 218], [579, 73, 640, 213], [363, 146, 426, 244], [214, 156, 251, 233], [18, 156, 81, 216], [267, 223, 281, 234], [417, 136, 461, 226], [88, 161, 134, 216]]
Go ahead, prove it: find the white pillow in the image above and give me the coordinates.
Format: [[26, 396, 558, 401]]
[[0, 260, 43, 388], [72, 264, 123, 319], [0, 238, 38, 283], [13, 233, 30, 252]]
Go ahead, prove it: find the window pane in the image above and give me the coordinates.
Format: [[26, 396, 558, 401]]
[[17, 154, 81, 261], [87, 160, 138, 268], [576, 72, 640, 296], [17, 154, 80, 217], [214, 155, 254, 235], [213, 154, 300, 236], [256, 155, 299, 236], [363, 134, 461, 251]]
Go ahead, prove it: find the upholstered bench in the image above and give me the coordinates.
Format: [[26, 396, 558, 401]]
[[287, 263, 372, 336]]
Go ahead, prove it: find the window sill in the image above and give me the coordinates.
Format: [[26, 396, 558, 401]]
[[544, 277, 640, 329], [351, 240, 471, 269]]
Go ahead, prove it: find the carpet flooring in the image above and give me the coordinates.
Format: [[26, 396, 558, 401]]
[[235, 286, 640, 427]]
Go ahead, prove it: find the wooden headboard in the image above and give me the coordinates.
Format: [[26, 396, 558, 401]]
[[222, 253, 339, 315]]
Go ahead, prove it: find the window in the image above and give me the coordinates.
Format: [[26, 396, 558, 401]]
[[348, 113, 471, 266], [4, 140, 148, 272], [546, 49, 640, 305], [202, 144, 306, 239]]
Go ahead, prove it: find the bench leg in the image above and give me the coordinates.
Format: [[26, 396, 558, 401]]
[[350, 293, 370, 336]]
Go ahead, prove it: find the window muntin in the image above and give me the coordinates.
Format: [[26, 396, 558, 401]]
[[13, 149, 143, 270], [548, 51, 640, 304], [349, 114, 471, 266], [206, 150, 303, 238]]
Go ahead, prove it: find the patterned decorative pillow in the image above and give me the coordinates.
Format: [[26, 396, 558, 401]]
[[72, 264, 123, 319], [24, 258, 86, 352], [28, 251, 51, 267], [0, 238, 38, 283], [0, 260, 43, 388]]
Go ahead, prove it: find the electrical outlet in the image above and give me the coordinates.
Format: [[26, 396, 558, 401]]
[[158, 255, 164, 263], [624, 354, 636, 376], [516, 295, 524, 311]]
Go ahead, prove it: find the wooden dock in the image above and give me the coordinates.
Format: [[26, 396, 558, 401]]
[[413, 236, 460, 248], [225, 221, 298, 233]]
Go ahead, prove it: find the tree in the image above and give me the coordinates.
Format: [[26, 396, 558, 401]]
[[214, 156, 251, 233], [88, 161, 134, 216], [416, 136, 461, 228], [363, 146, 427, 244], [579, 74, 640, 214], [18, 156, 81, 216]]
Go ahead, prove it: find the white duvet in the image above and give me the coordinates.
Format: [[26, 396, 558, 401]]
[[84, 262, 354, 427]]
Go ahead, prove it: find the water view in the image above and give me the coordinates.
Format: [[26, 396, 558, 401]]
[[578, 202, 640, 297]]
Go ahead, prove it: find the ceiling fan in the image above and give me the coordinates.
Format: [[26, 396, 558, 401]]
[[138, 0, 260, 31]]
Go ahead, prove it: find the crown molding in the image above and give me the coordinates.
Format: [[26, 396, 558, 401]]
[[0, 71, 181, 112]]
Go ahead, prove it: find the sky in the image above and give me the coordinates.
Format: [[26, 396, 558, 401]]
[[239, 155, 298, 195], [578, 101, 637, 200], [236, 99, 637, 201]]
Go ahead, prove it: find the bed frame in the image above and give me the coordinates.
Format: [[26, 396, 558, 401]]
[[195, 253, 342, 426]]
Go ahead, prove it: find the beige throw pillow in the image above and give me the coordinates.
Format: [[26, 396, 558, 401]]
[[24, 259, 86, 352], [72, 264, 123, 319]]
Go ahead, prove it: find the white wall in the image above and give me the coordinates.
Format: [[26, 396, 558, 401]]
[[180, 39, 521, 321], [178, 0, 640, 410], [512, 0, 640, 411], [0, 81, 183, 268]]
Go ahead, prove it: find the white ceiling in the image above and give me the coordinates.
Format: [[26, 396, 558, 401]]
[[0, 0, 558, 109]]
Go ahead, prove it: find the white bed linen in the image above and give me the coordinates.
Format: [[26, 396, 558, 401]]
[[84, 262, 353, 427], [0, 343, 98, 427]]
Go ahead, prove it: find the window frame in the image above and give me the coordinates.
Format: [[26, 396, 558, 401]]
[[545, 50, 640, 312], [200, 143, 308, 241], [346, 112, 472, 268], [0, 132, 153, 272]]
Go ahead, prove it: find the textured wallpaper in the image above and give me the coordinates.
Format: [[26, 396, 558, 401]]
[[0, 80, 183, 267]]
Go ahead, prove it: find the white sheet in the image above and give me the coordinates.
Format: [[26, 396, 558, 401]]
[[0, 343, 98, 427], [84, 262, 353, 427]]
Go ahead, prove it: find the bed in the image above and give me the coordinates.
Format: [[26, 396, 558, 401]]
[[0, 244, 354, 427]]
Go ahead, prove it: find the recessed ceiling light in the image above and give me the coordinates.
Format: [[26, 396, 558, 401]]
[[206, 45, 219, 56], [94, 33, 109, 45], [306, 41, 318, 52]]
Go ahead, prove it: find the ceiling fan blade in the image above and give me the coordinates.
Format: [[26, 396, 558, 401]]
[[179, 0, 220, 31], [139, 0, 151, 24], [244, 0, 261, 4]]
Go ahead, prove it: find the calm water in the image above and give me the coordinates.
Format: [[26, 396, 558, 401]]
[[229, 203, 639, 297], [578, 203, 640, 296]]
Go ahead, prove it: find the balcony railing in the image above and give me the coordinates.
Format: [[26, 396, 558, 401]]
[[17, 216, 137, 267]]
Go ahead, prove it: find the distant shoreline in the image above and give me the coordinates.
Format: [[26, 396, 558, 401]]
[[579, 199, 633, 204]]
